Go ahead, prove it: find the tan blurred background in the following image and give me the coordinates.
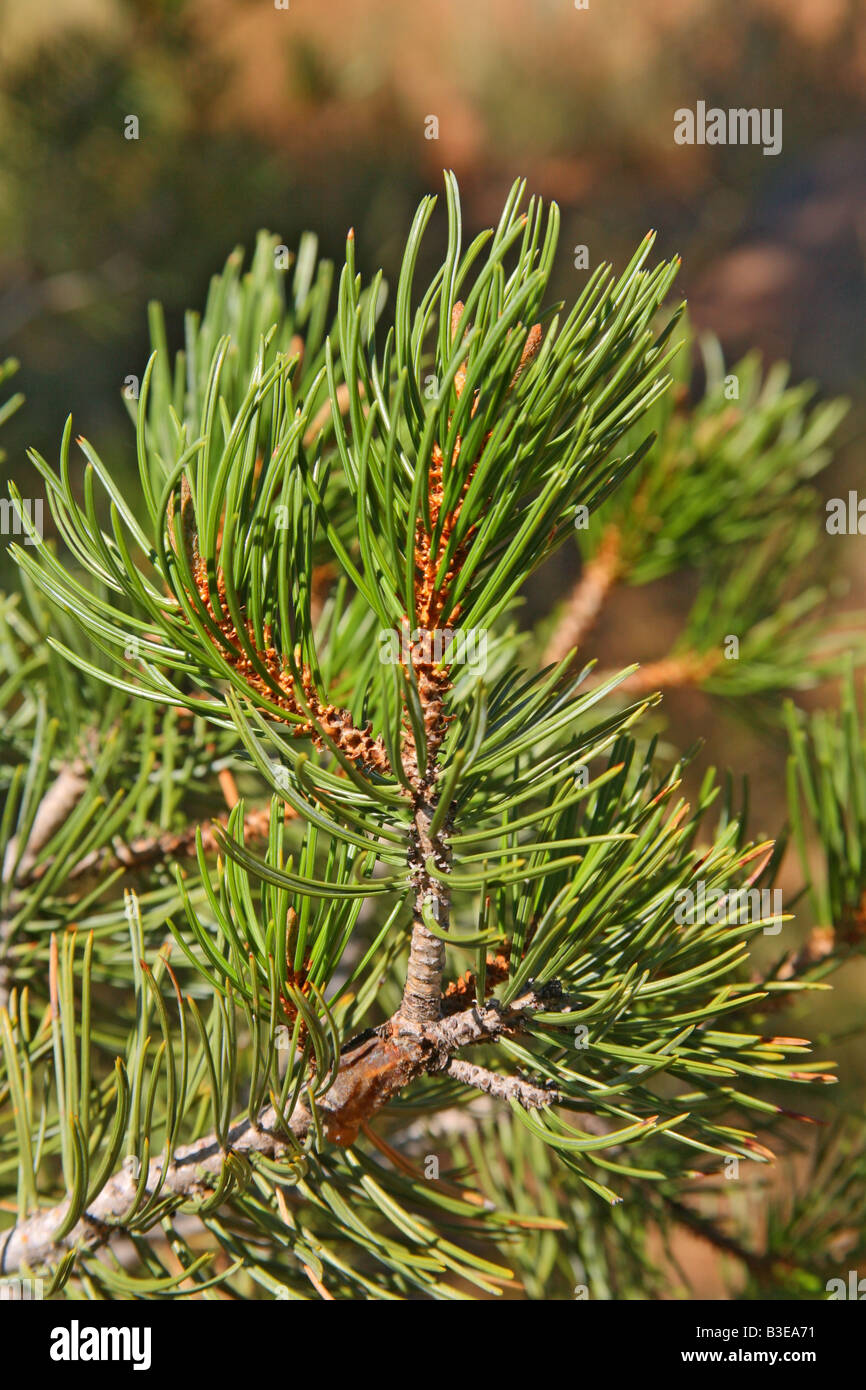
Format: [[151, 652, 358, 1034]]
[[2, 1, 865, 433]]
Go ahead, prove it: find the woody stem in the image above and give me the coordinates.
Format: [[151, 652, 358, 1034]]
[[0, 983, 559, 1277], [400, 790, 451, 1024]]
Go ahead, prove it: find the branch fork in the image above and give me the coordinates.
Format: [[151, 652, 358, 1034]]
[[0, 983, 560, 1276]]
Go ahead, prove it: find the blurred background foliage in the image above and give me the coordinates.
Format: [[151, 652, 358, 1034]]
[[1, 0, 865, 1295], [2, 0, 865, 464]]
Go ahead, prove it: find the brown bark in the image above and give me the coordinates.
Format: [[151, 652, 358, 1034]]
[[612, 648, 721, 696], [543, 524, 622, 669], [399, 794, 451, 1024]]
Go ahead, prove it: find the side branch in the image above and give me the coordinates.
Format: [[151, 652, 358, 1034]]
[[543, 524, 622, 669], [15, 805, 279, 891], [593, 648, 720, 697], [396, 307, 542, 1023], [0, 984, 560, 1275], [0, 760, 90, 1010], [445, 1057, 558, 1110], [1, 760, 90, 886]]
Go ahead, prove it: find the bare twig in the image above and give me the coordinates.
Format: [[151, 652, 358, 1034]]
[[400, 793, 451, 1024], [1, 760, 89, 887], [660, 1193, 787, 1283], [0, 760, 91, 1009], [16, 804, 280, 890], [587, 648, 721, 699], [445, 1057, 558, 1110], [613, 649, 720, 696], [543, 525, 622, 669]]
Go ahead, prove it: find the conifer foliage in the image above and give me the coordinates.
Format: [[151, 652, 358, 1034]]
[[1, 176, 863, 1299]]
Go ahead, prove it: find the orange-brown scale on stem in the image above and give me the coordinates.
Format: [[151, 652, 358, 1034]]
[[440, 909, 543, 1014], [411, 309, 542, 632], [278, 950, 313, 1050], [178, 532, 391, 777], [403, 313, 541, 786], [441, 951, 512, 1015], [317, 1031, 424, 1147]]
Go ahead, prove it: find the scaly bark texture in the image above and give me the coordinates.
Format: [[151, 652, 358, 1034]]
[[445, 1057, 558, 1109], [401, 794, 451, 1023]]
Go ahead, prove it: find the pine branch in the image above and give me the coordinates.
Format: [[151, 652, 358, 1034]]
[[543, 524, 623, 668], [0, 983, 559, 1275], [0, 760, 90, 1008], [397, 299, 544, 1022], [15, 804, 278, 890], [5, 180, 862, 1300], [445, 1058, 558, 1109]]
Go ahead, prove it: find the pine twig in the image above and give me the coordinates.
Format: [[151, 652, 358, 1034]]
[[1, 760, 90, 886], [0, 983, 560, 1275], [445, 1057, 558, 1110], [543, 524, 622, 668], [660, 1192, 787, 1285], [14, 805, 281, 890], [400, 794, 451, 1024], [591, 648, 720, 697], [617, 649, 720, 695], [397, 308, 541, 1024], [187, 552, 391, 777], [0, 760, 90, 1009]]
